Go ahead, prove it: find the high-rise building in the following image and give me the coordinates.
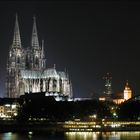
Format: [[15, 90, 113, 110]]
[[6, 14, 72, 99], [103, 73, 112, 100]]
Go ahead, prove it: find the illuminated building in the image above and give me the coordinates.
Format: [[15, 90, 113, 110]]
[[113, 98, 125, 104], [99, 96, 106, 101], [0, 106, 4, 117], [113, 92, 125, 104], [113, 81, 132, 104], [123, 81, 132, 100], [98, 73, 112, 101], [103, 73, 112, 100], [0, 103, 18, 119], [6, 14, 72, 99]]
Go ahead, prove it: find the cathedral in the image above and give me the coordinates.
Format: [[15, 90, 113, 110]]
[[6, 15, 73, 100]]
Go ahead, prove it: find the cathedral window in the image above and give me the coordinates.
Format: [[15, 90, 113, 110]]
[[17, 57, 20, 63], [59, 79, 63, 93], [53, 79, 57, 91], [40, 79, 43, 92], [17, 56, 20, 63], [35, 56, 39, 65], [47, 78, 51, 91], [26, 56, 30, 69]]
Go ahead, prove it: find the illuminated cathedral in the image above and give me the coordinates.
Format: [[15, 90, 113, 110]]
[[6, 15, 73, 100]]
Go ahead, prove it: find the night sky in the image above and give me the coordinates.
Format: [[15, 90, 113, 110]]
[[0, 1, 140, 98]]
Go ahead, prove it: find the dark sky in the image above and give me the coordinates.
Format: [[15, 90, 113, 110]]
[[0, 1, 140, 98]]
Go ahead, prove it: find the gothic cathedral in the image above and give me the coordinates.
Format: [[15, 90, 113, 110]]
[[6, 15, 72, 100]]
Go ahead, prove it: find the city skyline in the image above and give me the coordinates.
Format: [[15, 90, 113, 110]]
[[0, 1, 140, 97]]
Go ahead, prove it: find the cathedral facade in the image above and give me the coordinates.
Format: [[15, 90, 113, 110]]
[[6, 15, 72, 99]]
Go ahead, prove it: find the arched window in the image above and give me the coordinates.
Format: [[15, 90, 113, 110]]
[[47, 78, 51, 92], [53, 79, 57, 92], [17, 56, 20, 63], [35, 56, 39, 65], [26, 55, 30, 69], [59, 78, 62, 93], [40, 79, 43, 92]]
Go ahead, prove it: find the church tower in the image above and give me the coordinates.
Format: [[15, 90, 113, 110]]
[[123, 81, 132, 100], [27, 16, 45, 70], [6, 14, 25, 98]]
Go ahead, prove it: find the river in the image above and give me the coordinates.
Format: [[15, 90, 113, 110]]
[[0, 131, 140, 140]]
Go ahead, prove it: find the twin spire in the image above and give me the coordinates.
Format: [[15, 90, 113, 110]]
[[12, 14, 21, 48], [31, 16, 39, 48], [12, 14, 39, 49]]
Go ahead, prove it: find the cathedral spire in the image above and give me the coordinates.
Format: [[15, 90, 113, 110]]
[[31, 16, 39, 48], [12, 13, 21, 48]]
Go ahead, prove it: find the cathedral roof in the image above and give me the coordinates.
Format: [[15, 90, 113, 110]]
[[20, 68, 60, 79], [58, 72, 67, 79], [43, 68, 59, 78]]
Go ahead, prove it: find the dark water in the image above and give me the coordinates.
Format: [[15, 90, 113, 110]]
[[0, 131, 140, 140]]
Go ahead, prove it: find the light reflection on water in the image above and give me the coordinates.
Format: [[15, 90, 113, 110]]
[[0, 132, 17, 140], [0, 131, 140, 140], [65, 131, 140, 140]]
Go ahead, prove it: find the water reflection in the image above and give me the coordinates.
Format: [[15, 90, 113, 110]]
[[28, 131, 33, 140], [0, 131, 140, 140], [65, 131, 140, 140], [65, 132, 99, 140], [0, 132, 18, 140]]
